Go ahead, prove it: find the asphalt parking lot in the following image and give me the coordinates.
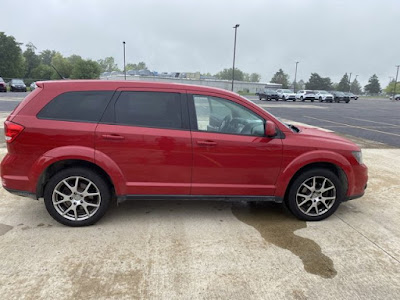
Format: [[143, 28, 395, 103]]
[[0, 93, 399, 299], [248, 96, 400, 148]]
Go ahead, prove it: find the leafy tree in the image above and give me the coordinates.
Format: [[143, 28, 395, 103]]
[[305, 73, 333, 90], [68, 54, 83, 66], [0, 32, 25, 78], [364, 74, 381, 94], [39, 49, 57, 65], [337, 73, 350, 91], [293, 79, 305, 91], [249, 73, 261, 82], [384, 80, 400, 94], [215, 68, 244, 81], [98, 56, 120, 72], [350, 79, 362, 94], [30, 64, 55, 80], [23, 42, 41, 78], [71, 59, 101, 79], [271, 69, 290, 88], [126, 61, 147, 71], [51, 53, 73, 79]]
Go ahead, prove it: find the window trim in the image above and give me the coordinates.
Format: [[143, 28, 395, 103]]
[[99, 90, 190, 131], [36, 90, 116, 123], [188, 94, 268, 137]]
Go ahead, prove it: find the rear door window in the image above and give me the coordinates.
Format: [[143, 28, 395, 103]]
[[37, 91, 114, 122], [113, 91, 183, 129]]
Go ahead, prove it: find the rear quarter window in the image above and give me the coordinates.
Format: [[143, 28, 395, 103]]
[[37, 91, 114, 122]]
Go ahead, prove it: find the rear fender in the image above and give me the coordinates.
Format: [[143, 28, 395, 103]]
[[29, 146, 126, 196]]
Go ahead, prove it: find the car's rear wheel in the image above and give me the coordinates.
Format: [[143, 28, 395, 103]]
[[300, 96, 304, 101], [286, 168, 343, 221], [311, 98, 314, 102], [44, 167, 111, 226], [319, 97, 323, 102], [345, 100, 350, 103]]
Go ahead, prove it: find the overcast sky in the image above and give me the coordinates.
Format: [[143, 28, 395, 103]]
[[1, 0, 399, 86]]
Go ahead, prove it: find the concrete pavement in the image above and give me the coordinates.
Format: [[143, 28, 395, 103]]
[[0, 148, 399, 299]]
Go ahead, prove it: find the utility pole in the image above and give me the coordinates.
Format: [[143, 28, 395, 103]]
[[393, 65, 400, 99], [231, 24, 240, 91], [123, 41, 126, 80], [294, 61, 299, 93]]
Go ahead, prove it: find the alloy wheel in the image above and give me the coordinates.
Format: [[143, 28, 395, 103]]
[[295, 176, 336, 217], [52, 176, 101, 221]]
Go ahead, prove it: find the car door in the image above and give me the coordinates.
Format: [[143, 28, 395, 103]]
[[95, 88, 192, 196], [188, 92, 283, 196]]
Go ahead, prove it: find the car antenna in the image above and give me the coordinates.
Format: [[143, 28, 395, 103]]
[[51, 64, 65, 79]]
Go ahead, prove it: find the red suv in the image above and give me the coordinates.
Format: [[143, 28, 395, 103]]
[[1, 81, 368, 226]]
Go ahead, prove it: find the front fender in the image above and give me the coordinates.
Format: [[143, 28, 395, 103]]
[[275, 150, 353, 198]]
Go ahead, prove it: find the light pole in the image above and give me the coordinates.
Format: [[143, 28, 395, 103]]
[[231, 24, 240, 91], [123, 41, 126, 80], [393, 65, 400, 99], [348, 72, 352, 92], [294, 61, 299, 93]]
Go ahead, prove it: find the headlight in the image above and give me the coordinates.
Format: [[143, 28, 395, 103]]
[[352, 151, 363, 164]]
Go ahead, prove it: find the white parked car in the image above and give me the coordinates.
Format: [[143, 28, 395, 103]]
[[296, 90, 316, 102], [276, 89, 296, 101], [314, 90, 334, 102]]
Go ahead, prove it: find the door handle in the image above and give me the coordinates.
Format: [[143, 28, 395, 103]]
[[197, 140, 217, 146], [101, 134, 125, 140]]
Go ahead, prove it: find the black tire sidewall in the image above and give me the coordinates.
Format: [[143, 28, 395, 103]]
[[286, 168, 344, 221], [44, 167, 111, 226]]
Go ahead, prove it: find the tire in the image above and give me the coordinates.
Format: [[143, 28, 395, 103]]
[[345, 100, 350, 103], [259, 97, 262, 100], [301, 96, 304, 101], [286, 168, 344, 221], [282, 96, 286, 101], [311, 99, 314, 102], [44, 167, 111, 226], [319, 97, 323, 102]]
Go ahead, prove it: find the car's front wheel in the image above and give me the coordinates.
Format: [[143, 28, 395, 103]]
[[286, 168, 344, 221], [44, 167, 111, 226]]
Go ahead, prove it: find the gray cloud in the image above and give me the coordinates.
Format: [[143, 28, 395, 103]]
[[1, 0, 399, 86]]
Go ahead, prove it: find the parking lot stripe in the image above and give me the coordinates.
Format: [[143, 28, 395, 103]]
[[342, 116, 400, 128], [304, 116, 400, 137]]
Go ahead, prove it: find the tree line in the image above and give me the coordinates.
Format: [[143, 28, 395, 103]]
[[0, 32, 149, 84], [269, 68, 385, 95]]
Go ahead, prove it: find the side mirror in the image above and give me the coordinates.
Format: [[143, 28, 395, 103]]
[[265, 121, 278, 137]]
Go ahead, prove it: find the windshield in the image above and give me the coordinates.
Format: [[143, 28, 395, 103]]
[[12, 79, 24, 84], [282, 89, 293, 93]]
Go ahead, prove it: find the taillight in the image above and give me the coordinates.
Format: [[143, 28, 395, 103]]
[[4, 121, 24, 143]]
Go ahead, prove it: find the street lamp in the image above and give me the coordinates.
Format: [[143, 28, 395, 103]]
[[294, 61, 299, 93], [348, 72, 352, 92], [393, 65, 400, 99], [123, 41, 126, 80], [231, 24, 240, 91]]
